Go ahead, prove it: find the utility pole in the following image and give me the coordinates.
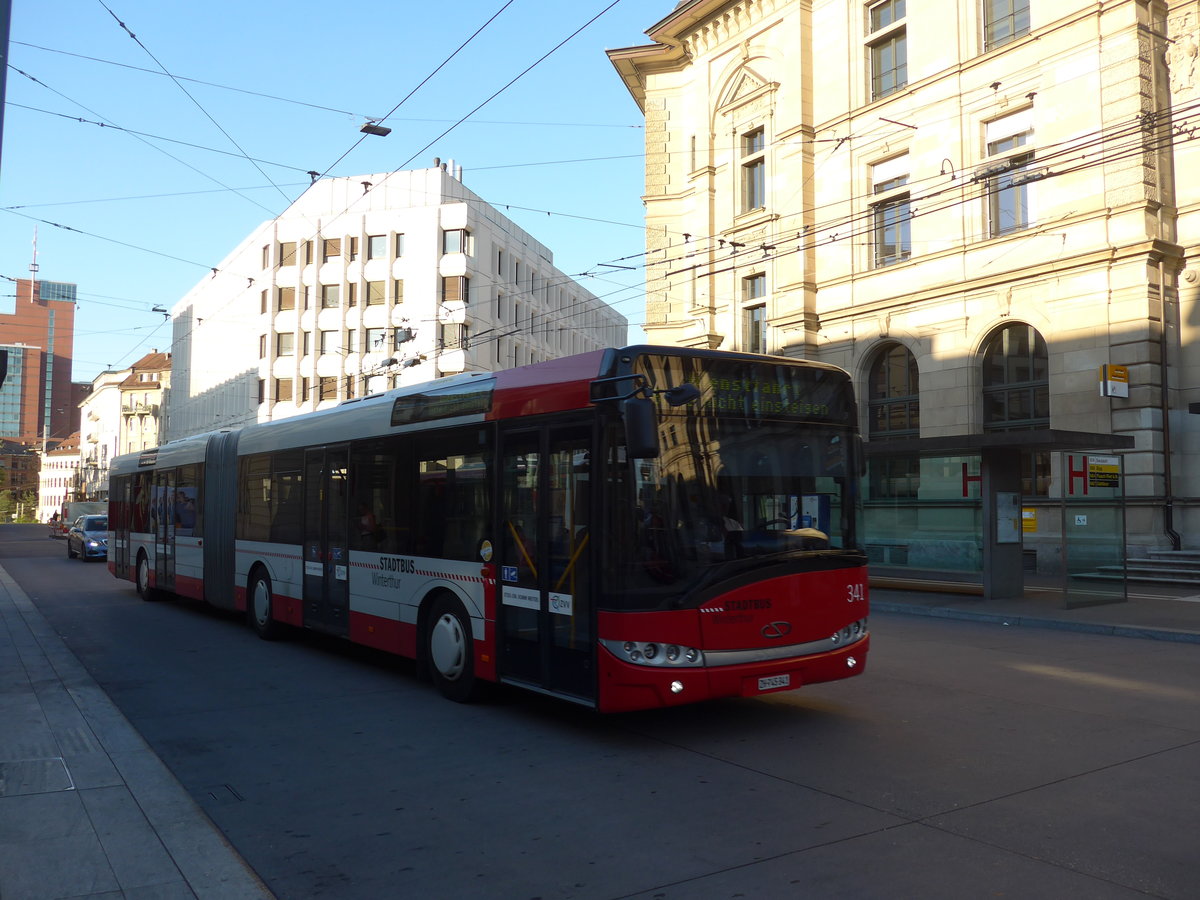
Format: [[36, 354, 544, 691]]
[[0, 0, 11, 177]]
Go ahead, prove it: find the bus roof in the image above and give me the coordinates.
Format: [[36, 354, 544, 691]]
[[111, 346, 851, 470]]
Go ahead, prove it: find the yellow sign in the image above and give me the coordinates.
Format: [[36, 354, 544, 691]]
[[1021, 508, 1037, 532], [1088, 455, 1120, 488], [1100, 364, 1129, 398]]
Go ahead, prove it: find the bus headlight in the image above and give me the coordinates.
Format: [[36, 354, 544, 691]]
[[601, 639, 705, 667], [830, 618, 868, 645]]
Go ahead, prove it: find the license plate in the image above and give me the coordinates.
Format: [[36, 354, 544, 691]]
[[758, 674, 790, 691]]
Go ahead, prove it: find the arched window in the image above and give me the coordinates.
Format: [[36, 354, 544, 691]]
[[867, 343, 920, 498], [980, 323, 1050, 494], [868, 343, 919, 437], [981, 323, 1048, 431]]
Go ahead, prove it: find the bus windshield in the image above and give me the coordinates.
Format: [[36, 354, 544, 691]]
[[604, 353, 862, 611]]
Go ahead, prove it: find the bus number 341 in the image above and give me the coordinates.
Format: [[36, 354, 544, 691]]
[[847, 584, 866, 603]]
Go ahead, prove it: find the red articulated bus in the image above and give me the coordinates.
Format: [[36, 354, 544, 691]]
[[108, 346, 868, 712]]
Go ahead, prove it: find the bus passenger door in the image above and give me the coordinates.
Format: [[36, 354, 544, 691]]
[[497, 422, 595, 702], [154, 469, 176, 592], [303, 447, 350, 636]]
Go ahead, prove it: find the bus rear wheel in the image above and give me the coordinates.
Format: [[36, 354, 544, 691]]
[[247, 570, 281, 641], [426, 595, 479, 703], [136, 553, 159, 601]]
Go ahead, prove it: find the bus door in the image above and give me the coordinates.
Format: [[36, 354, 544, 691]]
[[154, 468, 176, 592], [112, 476, 131, 579], [303, 446, 350, 636], [497, 421, 595, 702]]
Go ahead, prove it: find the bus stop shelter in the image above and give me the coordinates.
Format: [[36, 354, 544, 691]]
[[864, 429, 1135, 606]]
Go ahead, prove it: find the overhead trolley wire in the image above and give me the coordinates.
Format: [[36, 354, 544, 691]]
[[96, 0, 294, 206]]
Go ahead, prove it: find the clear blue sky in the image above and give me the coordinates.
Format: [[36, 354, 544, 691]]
[[0, 0, 661, 382]]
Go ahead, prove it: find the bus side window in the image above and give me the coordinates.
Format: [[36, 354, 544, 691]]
[[351, 439, 406, 555], [270, 451, 304, 545], [414, 429, 490, 562], [176, 464, 201, 537], [132, 473, 150, 533]]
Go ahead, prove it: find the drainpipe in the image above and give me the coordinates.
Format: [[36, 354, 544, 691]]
[[1148, 8, 1181, 550], [1160, 257, 1181, 550]]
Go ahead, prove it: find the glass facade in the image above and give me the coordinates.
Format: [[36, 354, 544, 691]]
[[0, 347, 24, 436]]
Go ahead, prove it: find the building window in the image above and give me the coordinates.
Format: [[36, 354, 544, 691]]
[[320, 284, 340, 308], [871, 155, 911, 267], [276, 287, 295, 311], [743, 304, 766, 354], [318, 376, 338, 401], [275, 332, 294, 356], [984, 0, 1030, 52], [258, 379, 266, 404], [275, 378, 293, 403], [345, 328, 357, 353], [981, 323, 1048, 431], [984, 109, 1034, 237], [367, 234, 387, 260], [743, 273, 766, 302], [319, 330, 338, 354], [301, 331, 312, 357], [279, 242, 296, 267], [394, 279, 404, 303], [868, 0, 907, 100], [395, 233, 405, 257], [300, 377, 311, 402], [982, 323, 1050, 495], [740, 127, 766, 213], [366, 281, 385, 306], [441, 276, 469, 305], [323, 238, 341, 263], [442, 229, 471, 255], [347, 282, 357, 307], [869, 343, 919, 437], [261, 245, 269, 268], [348, 237, 359, 261], [439, 322, 468, 350], [365, 327, 385, 351], [259, 334, 267, 358]]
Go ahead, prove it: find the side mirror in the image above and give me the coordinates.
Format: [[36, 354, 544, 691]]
[[623, 396, 660, 458]]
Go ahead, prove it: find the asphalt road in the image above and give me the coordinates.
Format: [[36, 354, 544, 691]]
[[9, 525, 1199, 899]]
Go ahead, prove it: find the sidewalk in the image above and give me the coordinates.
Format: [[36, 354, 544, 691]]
[[871, 582, 1200, 643], [0, 565, 273, 900]]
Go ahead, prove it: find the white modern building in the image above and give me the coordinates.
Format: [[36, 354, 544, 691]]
[[168, 163, 627, 439]]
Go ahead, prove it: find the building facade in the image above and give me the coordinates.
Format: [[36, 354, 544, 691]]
[[75, 367, 130, 501], [168, 164, 628, 439], [0, 279, 78, 444], [37, 433, 80, 523], [609, 0, 1200, 576], [118, 351, 170, 456]]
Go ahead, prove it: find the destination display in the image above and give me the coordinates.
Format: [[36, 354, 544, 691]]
[[636, 353, 856, 425]]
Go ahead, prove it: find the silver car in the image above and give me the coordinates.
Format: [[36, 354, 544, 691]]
[[67, 515, 109, 561]]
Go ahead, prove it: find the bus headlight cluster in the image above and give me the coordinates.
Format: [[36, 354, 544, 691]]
[[600, 638, 705, 667], [830, 618, 868, 645]]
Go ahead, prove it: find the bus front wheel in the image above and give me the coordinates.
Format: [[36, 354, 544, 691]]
[[247, 570, 281, 641], [426, 595, 479, 703]]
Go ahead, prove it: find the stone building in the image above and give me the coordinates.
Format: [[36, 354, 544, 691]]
[[609, 0, 1200, 584]]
